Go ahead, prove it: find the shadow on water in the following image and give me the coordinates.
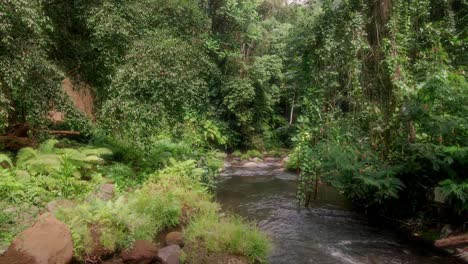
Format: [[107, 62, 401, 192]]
[[216, 159, 455, 264]]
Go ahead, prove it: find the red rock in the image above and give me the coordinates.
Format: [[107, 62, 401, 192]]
[[98, 184, 115, 200], [165, 232, 184, 247], [121, 240, 158, 264], [0, 213, 73, 264], [157, 245, 181, 264]]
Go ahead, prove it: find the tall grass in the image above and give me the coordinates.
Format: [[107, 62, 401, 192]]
[[185, 213, 271, 263]]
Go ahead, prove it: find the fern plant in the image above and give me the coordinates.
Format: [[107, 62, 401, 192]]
[[437, 179, 468, 214], [0, 153, 13, 168], [16, 139, 113, 176]]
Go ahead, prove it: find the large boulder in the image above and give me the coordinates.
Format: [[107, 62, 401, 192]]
[[0, 213, 73, 264], [165, 232, 184, 247], [121, 240, 158, 264], [157, 245, 181, 264]]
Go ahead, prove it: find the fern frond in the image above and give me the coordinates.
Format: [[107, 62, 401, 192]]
[[14, 170, 31, 181], [38, 139, 59, 153], [81, 148, 113, 157], [0, 153, 13, 167], [438, 179, 468, 203], [17, 147, 37, 166], [27, 154, 62, 175], [56, 148, 88, 162], [84, 155, 105, 164]]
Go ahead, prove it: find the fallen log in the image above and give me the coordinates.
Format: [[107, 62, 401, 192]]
[[0, 129, 79, 150], [46, 130, 81, 136], [0, 135, 34, 150], [435, 233, 468, 248]]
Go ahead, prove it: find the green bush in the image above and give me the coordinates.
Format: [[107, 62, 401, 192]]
[[235, 149, 264, 160], [100, 163, 145, 189], [185, 213, 271, 263], [284, 151, 299, 171], [56, 157, 222, 259]]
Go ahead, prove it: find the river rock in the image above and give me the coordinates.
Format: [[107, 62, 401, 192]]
[[97, 183, 115, 201], [0, 213, 73, 264], [243, 162, 258, 168], [165, 231, 184, 247], [157, 245, 181, 264], [264, 157, 279, 163], [121, 240, 158, 264]]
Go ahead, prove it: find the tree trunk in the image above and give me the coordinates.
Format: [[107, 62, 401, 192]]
[[289, 94, 295, 125], [365, 0, 394, 157]]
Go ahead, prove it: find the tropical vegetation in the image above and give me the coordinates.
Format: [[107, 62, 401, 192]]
[[0, 0, 467, 262]]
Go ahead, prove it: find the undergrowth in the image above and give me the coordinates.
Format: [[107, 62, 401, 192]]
[[185, 214, 271, 263], [0, 136, 270, 262]]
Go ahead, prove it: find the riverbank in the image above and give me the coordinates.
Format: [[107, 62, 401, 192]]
[[0, 140, 271, 264]]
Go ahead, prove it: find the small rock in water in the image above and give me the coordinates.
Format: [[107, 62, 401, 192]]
[[165, 231, 184, 247], [157, 245, 181, 264], [0, 213, 73, 264], [121, 240, 158, 264]]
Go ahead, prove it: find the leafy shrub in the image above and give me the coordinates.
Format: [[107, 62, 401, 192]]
[[89, 132, 147, 168], [147, 136, 193, 169], [437, 179, 468, 214], [100, 163, 144, 189], [16, 140, 112, 177], [231, 150, 242, 157], [0, 207, 14, 247], [56, 157, 223, 259], [0, 167, 101, 206], [266, 148, 286, 158], [0, 202, 40, 250], [284, 151, 299, 171]]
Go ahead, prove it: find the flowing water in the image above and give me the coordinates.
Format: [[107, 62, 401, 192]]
[[216, 158, 456, 264]]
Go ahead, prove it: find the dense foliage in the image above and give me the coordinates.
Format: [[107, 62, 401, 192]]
[[0, 0, 294, 149], [1, 0, 467, 256], [289, 0, 467, 227]]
